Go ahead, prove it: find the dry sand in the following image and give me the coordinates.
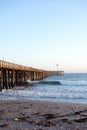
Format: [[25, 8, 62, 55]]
[[0, 100, 87, 130]]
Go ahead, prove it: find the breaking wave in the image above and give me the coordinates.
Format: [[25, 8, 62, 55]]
[[38, 81, 61, 85]]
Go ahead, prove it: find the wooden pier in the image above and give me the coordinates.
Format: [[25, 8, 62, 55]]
[[0, 60, 58, 91]]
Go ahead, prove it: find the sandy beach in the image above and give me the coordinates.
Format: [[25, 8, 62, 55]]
[[0, 100, 87, 130]]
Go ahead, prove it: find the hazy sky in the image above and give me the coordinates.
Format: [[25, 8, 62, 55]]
[[0, 0, 87, 72]]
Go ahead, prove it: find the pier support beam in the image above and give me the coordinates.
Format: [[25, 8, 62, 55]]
[[12, 70, 15, 87], [0, 69, 3, 91], [30, 72, 34, 81]]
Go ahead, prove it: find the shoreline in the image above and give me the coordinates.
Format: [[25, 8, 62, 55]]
[[0, 99, 87, 130], [1, 98, 87, 104]]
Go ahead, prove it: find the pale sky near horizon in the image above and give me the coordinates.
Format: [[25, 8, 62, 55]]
[[0, 0, 87, 73]]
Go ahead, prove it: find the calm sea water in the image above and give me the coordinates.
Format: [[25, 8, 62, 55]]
[[1, 73, 87, 104]]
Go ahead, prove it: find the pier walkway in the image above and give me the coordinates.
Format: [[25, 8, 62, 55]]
[[0, 60, 58, 90]]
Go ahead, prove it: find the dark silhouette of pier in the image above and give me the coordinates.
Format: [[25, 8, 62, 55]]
[[0, 60, 60, 91]]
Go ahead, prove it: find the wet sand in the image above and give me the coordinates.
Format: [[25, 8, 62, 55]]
[[0, 100, 87, 130]]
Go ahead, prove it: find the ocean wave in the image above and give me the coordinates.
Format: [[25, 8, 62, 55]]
[[59, 80, 87, 86], [28, 80, 87, 87], [38, 80, 87, 87], [38, 81, 61, 85]]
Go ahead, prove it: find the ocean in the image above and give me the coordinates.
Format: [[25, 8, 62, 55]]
[[0, 73, 87, 104]]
